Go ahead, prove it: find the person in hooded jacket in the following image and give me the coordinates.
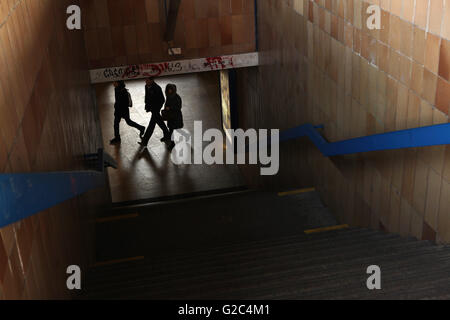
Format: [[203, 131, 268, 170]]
[[139, 77, 171, 148], [164, 84, 184, 134], [162, 84, 184, 150], [110, 81, 145, 145]]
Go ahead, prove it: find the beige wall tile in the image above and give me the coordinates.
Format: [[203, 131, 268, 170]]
[[237, 0, 450, 243]]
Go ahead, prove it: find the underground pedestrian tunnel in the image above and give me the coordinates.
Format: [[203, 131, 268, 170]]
[[0, 0, 450, 300]]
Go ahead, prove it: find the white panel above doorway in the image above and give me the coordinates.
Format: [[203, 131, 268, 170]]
[[89, 52, 260, 84]]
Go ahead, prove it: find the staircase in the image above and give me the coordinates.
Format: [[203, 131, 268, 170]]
[[82, 190, 450, 300]]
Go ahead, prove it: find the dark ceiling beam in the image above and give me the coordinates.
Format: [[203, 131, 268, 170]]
[[164, 0, 181, 42]]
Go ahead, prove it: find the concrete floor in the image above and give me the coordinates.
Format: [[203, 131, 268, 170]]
[[96, 72, 244, 203]]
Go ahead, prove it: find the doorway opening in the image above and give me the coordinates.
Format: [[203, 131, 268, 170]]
[[95, 72, 245, 204]]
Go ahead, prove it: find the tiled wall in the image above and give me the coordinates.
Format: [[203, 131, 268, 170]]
[[81, 0, 256, 69], [237, 0, 450, 242], [0, 0, 107, 299]]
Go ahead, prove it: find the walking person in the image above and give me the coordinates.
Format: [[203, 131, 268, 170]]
[[110, 81, 145, 145], [139, 77, 171, 148], [162, 84, 184, 150]]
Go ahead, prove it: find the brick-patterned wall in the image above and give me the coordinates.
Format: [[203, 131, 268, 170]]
[[81, 0, 257, 69], [0, 0, 107, 299], [237, 0, 450, 242]]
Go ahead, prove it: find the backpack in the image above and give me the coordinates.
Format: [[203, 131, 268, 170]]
[[127, 91, 133, 108]]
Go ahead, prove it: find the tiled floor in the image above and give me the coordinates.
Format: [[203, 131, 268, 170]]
[[96, 72, 245, 203]]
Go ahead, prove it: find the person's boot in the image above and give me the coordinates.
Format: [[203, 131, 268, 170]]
[[138, 141, 147, 148], [160, 135, 171, 143], [110, 137, 121, 145], [139, 127, 146, 138]]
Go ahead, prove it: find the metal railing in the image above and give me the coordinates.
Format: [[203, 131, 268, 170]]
[[0, 149, 116, 228], [279, 123, 450, 157]]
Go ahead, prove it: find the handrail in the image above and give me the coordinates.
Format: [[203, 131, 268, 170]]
[[0, 149, 116, 228], [0, 171, 104, 228], [280, 123, 450, 156]]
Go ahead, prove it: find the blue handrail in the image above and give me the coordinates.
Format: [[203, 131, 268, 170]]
[[280, 123, 450, 156], [0, 171, 105, 228], [0, 149, 115, 228]]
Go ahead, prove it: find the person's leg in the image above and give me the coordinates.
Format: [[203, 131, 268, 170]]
[[140, 116, 157, 146], [167, 127, 176, 151], [111, 116, 122, 144], [114, 117, 121, 138], [124, 114, 145, 135], [153, 113, 171, 140]]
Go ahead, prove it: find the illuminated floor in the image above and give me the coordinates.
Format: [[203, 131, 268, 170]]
[[96, 72, 244, 203]]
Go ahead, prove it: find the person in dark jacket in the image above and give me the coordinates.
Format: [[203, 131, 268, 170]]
[[162, 84, 184, 150], [139, 77, 171, 147], [110, 81, 145, 145], [164, 84, 184, 135]]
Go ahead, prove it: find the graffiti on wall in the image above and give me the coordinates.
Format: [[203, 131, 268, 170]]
[[121, 62, 183, 79], [90, 52, 259, 84], [204, 56, 234, 70]]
